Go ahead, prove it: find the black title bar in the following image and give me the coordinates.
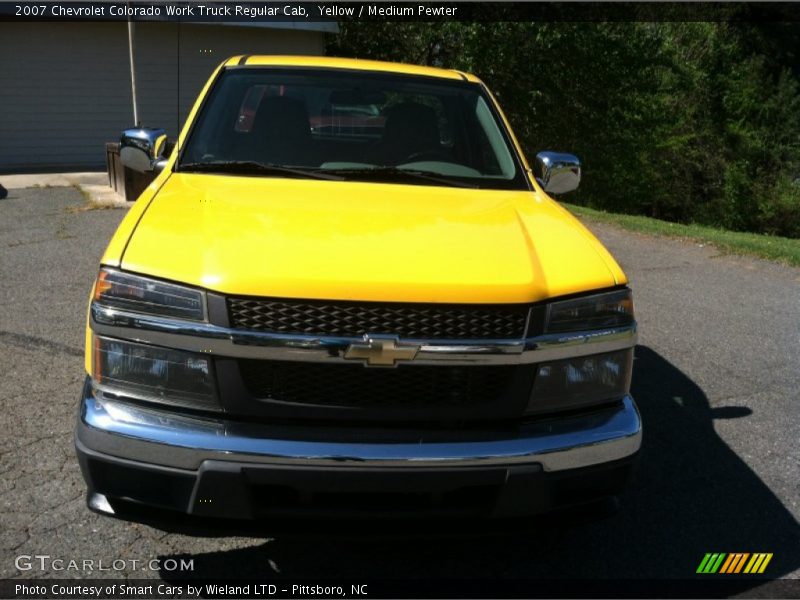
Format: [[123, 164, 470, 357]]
[[6, 2, 800, 23]]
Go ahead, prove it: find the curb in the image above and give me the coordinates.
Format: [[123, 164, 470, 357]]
[[0, 172, 129, 208]]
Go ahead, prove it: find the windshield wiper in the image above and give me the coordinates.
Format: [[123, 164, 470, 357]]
[[330, 167, 479, 189], [179, 161, 344, 181]]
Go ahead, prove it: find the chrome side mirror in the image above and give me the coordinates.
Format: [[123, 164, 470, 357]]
[[534, 151, 581, 194], [120, 128, 168, 174]]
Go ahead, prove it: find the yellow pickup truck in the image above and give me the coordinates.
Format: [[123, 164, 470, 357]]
[[76, 56, 640, 521]]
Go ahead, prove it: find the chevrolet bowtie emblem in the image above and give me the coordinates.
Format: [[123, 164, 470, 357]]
[[343, 335, 419, 367]]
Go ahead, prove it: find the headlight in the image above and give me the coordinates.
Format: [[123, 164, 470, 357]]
[[526, 349, 633, 415], [545, 288, 633, 334], [93, 268, 205, 321], [92, 336, 219, 412]]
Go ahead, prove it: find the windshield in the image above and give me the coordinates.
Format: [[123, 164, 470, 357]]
[[178, 68, 528, 190]]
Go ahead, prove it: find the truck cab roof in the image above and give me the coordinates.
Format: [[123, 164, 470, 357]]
[[223, 55, 482, 83]]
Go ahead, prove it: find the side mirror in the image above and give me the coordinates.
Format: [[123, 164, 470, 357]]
[[120, 127, 168, 174], [534, 151, 581, 194]]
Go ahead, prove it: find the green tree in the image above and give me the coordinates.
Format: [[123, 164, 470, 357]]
[[328, 21, 800, 237]]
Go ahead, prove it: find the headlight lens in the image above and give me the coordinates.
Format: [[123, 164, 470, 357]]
[[526, 349, 633, 415], [545, 288, 633, 334], [94, 268, 205, 321], [92, 336, 219, 411]]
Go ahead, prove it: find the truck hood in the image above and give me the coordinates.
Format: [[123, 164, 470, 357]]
[[117, 173, 625, 303]]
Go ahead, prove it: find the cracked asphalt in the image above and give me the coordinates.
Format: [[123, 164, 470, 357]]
[[1, 186, 798, 591]]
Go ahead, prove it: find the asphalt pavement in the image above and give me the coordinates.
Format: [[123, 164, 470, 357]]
[[1, 186, 798, 592]]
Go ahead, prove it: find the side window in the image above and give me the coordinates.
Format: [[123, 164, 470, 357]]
[[473, 97, 515, 178]]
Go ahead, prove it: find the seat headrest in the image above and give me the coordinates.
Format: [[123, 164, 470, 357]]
[[382, 102, 439, 147], [251, 96, 311, 140], [373, 102, 441, 164]]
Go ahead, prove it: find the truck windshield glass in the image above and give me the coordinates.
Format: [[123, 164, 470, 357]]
[[178, 68, 528, 190]]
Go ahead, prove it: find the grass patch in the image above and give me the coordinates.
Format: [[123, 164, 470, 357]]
[[563, 202, 800, 267], [66, 201, 119, 213], [66, 184, 126, 213]]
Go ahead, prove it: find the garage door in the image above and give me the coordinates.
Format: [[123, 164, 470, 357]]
[[0, 22, 324, 172]]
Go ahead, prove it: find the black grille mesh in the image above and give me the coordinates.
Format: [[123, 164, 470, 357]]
[[239, 360, 516, 409], [227, 298, 528, 339]]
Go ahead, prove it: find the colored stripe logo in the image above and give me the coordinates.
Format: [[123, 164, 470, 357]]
[[697, 553, 773, 574]]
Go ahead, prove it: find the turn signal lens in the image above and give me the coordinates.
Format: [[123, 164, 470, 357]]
[[94, 270, 114, 298]]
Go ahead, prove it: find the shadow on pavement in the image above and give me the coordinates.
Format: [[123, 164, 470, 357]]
[[156, 345, 799, 591]]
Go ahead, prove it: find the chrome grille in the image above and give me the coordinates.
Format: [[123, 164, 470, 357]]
[[227, 298, 528, 339]]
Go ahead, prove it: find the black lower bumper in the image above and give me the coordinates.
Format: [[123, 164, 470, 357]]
[[76, 437, 636, 522]]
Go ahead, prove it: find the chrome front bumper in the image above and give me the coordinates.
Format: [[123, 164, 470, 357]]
[[78, 382, 641, 473], [77, 380, 641, 519]]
